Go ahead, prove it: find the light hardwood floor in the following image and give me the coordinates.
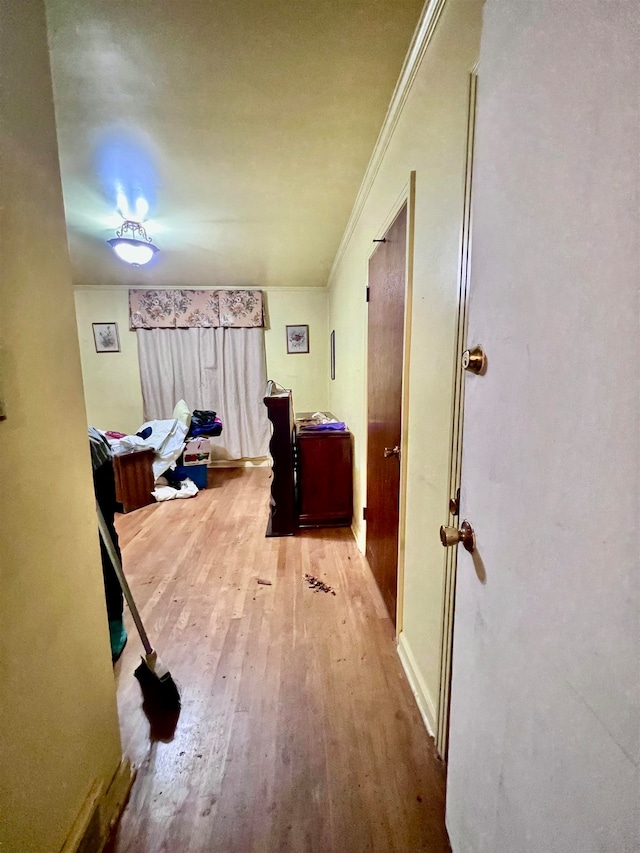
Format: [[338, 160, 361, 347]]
[[108, 468, 450, 852]]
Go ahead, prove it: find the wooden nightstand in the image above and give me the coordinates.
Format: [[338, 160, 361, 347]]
[[295, 414, 353, 528], [113, 448, 155, 513]]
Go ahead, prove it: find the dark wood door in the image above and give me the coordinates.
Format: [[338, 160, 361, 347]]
[[366, 204, 407, 625]]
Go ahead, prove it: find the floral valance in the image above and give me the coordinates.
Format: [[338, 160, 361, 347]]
[[129, 289, 264, 329]]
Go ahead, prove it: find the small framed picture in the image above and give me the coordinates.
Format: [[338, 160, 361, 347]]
[[92, 322, 120, 353], [330, 330, 336, 380], [286, 324, 309, 354]]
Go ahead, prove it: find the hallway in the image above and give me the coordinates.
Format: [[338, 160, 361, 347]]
[[108, 468, 450, 852]]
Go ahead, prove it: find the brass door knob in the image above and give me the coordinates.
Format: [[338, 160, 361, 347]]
[[439, 520, 475, 553], [383, 446, 401, 458], [462, 346, 487, 375]]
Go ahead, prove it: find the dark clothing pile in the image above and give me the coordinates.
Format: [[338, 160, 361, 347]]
[[187, 409, 223, 439], [89, 427, 126, 660]]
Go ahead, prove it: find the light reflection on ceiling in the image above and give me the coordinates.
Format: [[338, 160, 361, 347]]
[[46, 0, 426, 287]]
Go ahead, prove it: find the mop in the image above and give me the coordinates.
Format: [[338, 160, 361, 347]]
[[96, 502, 181, 712]]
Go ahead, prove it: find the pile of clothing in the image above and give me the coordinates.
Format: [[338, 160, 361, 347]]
[[188, 409, 223, 438], [297, 411, 346, 431], [105, 400, 223, 500]]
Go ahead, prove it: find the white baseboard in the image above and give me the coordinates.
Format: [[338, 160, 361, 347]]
[[60, 756, 136, 853], [208, 457, 270, 468], [351, 520, 366, 553], [397, 632, 438, 738]]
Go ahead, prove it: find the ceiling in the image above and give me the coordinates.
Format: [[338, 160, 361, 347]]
[[45, 0, 425, 289]]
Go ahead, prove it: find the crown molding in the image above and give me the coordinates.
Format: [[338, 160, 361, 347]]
[[327, 0, 448, 287], [73, 284, 328, 294]]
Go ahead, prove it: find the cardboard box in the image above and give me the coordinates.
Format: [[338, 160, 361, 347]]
[[183, 437, 211, 466]]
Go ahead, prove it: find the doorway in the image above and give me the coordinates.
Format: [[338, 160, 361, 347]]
[[366, 202, 408, 627]]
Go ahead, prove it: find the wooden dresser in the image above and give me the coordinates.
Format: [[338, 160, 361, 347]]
[[295, 415, 352, 528]]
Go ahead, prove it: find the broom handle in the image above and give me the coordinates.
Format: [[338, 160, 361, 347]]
[[96, 501, 153, 656]]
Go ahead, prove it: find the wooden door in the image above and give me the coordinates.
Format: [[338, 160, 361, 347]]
[[366, 204, 407, 625], [446, 10, 637, 849]]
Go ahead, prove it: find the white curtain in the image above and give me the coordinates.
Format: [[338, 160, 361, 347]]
[[136, 327, 270, 461]]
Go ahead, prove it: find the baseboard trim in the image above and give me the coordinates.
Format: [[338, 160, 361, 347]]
[[60, 781, 102, 853], [102, 757, 136, 844], [397, 632, 438, 738], [60, 756, 136, 853], [351, 519, 366, 553], [208, 457, 270, 468]]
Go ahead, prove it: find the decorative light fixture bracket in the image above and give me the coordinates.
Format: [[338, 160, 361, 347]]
[[107, 219, 159, 266], [116, 220, 153, 243]]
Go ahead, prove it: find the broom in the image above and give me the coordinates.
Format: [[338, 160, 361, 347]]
[[96, 502, 181, 712]]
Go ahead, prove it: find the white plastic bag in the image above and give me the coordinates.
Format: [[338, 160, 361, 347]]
[[152, 478, 199, 502]]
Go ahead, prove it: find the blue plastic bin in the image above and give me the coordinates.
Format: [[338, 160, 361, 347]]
[[174, 463, 208, 490]]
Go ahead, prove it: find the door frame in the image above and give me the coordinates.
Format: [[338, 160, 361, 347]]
[[364, 172, 416, 636], [436, 69, 478, 759]]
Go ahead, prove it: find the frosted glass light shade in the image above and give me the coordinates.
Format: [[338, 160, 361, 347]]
[[108, 237, 158, 266]]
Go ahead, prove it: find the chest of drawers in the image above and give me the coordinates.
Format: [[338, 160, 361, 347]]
[[295, 417, 352, 528]]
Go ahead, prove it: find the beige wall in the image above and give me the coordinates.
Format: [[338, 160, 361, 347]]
[[328, 0, 483, 729], [263, 288, 329, 413], [75, 288, 145, 434], [74, 286, 329, 435], [0, 2, 122, 851]]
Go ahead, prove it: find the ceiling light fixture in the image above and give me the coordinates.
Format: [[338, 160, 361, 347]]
[[107, 220, 159, 266]]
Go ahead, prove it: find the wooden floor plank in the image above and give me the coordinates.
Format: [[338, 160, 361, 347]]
[[107, 468, 449, 852]]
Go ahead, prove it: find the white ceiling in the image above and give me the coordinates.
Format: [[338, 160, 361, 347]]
[[46, 0, 425, 288]]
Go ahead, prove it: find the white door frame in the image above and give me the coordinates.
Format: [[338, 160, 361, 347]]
[[436, 70, 478, 759]]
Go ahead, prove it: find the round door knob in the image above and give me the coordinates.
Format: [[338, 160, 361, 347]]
[[439, 520, 475, 553], [462, 346, 487, 375]]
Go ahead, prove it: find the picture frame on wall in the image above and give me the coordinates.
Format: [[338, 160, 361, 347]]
[[330, 330, 336, 380], [286, 324, 309, 354], [92, 322, 120, 353]]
